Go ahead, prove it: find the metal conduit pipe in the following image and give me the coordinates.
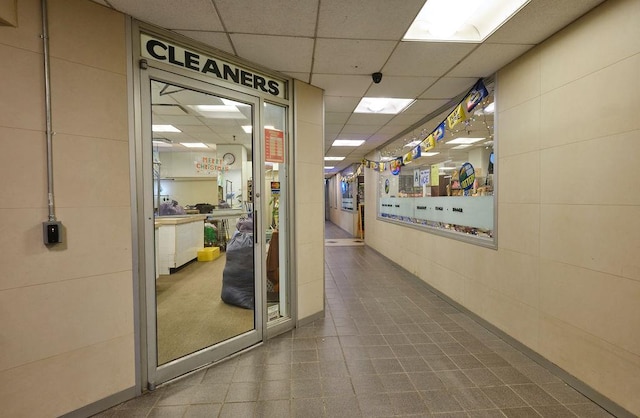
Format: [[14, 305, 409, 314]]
[[41, 0, 62, 245], [42, 0, 55, 222]]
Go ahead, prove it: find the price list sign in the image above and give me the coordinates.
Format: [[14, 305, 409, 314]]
[[265, 128, 284, 163]]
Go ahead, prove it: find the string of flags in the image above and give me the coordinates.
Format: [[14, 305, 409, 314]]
[[360, 78, 490, 176]]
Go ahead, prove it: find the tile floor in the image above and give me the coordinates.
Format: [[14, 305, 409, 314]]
[[95, 222, 614, 417]]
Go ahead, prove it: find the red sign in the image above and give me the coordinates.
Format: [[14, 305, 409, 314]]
[[265, 128, 284, 163]]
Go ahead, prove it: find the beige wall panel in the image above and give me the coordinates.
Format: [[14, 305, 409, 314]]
[[481, 290, 540, 351], [539, 316, 640, 414], [497, 203, 540, 256], [295, 161, 324, 205], [423, 261, 465, 304], [0, 206, 132, 290], [294, 80, 324, 321], [540, 204, 640, 281], [498, 151, 540, 204], [0, 44, 45, 130], [53, 134, 131, 208], [0, 334, 135, 418], [0, 271, 133, 371], [49, 0, 127, 75], [540, 260, 640, 355], [495, 249, 540, 309], [540, 55, 640, 150], [296, 241, 325, 286], [0, 127, 47, 209], [298, 279, 324, 319], [498, 97, 540, 158], [295, 120, 324, 164], [496, 49, 540, 112], [0, 0, 42, 52], [0, 0, 17, 27], [294, 81, 324, 126], [540, 0, 640, 94], [50, 58, 128, 141], [540, 131, 640, 206]]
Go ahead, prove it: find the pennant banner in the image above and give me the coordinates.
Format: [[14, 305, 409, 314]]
[[447, 103, 467, 130], [362, 78, 490, 171], [465, 80, 488, 113]]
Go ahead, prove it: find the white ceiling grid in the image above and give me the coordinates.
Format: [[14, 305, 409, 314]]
[[94, 0, 606, 174]]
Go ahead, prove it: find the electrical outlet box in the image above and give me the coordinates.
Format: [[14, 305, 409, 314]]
[[43, 221, 63, 245]]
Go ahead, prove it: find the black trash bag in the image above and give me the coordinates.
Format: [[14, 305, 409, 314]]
[[220, 231, 254, 309]]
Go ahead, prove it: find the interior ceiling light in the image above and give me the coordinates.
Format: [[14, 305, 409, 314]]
[[332, 139, 365, 147], [422, 152, 439, 157], [439, 166, 458, 170], [152, 140, 172, 147], [324, 156, 345, 161], [188, 105, 245, 119], [446, 137, 485, 145], [180, 142, 209, 148], [152, 124, 181, 132], [324, 166, 335, 170], [404, 140, 422, 148], [451, 144, 472, 150], [354, 98, 415, 114], [403, 0, 531, 43], [483, 102, 495, 113], [241, 125, 252, 133]]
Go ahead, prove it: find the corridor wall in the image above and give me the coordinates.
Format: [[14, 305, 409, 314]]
[[366, 0, 640, 415], [0, 0, 135, 416]]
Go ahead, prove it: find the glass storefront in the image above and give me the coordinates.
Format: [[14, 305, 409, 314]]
[[375, 80, 496, 247]]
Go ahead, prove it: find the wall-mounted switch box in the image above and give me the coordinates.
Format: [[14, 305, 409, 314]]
[[43, 221, 63, 245]]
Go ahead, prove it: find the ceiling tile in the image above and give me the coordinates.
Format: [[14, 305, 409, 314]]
[[365, 76, 439, 98], [174, 30, 235, 55], [107, 0, 223, 31], [230, 34, 314, 73], [341, 124, 384, 135], [313, 39, 397, 74], [310, 74, 372, 97], [324, 97, 360, 113], [448, 43, 535, 78], [382, 42, 476, 77], [402, 99, 450, 115], [419, 77, 478, 100], [317, 0, 424, 40], [347, 113, 395, 126], [325, 112, 351, 124], [214, 0, 318, 37], [487, 0, 606, 45]]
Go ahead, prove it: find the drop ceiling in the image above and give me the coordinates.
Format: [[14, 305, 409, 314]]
[[93, 0, 605, 175]]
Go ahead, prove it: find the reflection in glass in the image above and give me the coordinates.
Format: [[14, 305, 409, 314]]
[[150, 80, 255, 365]]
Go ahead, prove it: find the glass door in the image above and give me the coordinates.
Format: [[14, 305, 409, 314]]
[[141, 69, 263, 387]]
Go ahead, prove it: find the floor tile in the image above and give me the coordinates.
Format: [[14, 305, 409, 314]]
[[97, 222, 616, 418]]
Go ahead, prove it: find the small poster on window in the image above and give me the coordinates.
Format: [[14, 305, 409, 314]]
[[265, 128, 284, 163]]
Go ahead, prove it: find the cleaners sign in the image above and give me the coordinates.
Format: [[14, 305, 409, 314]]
[[141, 34, 286, 99]]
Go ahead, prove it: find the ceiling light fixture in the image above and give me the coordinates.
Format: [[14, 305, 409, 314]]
[[354, 98, 415, 114], [324, 166, 335, 170], [180, 142, 209, 148], [332, 139, 365, 147], [324, 156, 345, 161], [446, 137, 485, 145], [422, 152, 439, 157], [404, 0, 530, 43], [152, 124, 181, 132]]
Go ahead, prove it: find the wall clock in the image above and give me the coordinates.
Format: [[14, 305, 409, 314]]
[[223, 152, 236, 165]]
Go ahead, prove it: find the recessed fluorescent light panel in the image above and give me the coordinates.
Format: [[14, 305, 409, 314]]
[[180, 142, 209, 148], [446, 137, 485, 145], [152, 140, 172, 147], [324, 156, 345, 161], [332, 140, 365, 147], [324, 166, 335, 170], [404, 0, 531, 42], [422, 152, 439, 157], [153, 124, 181, 132], [354, 98, 415, 114], [188, 105, 245, 119], [451, 144, 472, 150], [242, 125, 252, 133]]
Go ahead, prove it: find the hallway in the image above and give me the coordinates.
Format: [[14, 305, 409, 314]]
[[96, 222, 613, 417]]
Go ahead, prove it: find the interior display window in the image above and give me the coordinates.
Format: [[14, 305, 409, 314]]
[[375, 80, 496, 246]]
